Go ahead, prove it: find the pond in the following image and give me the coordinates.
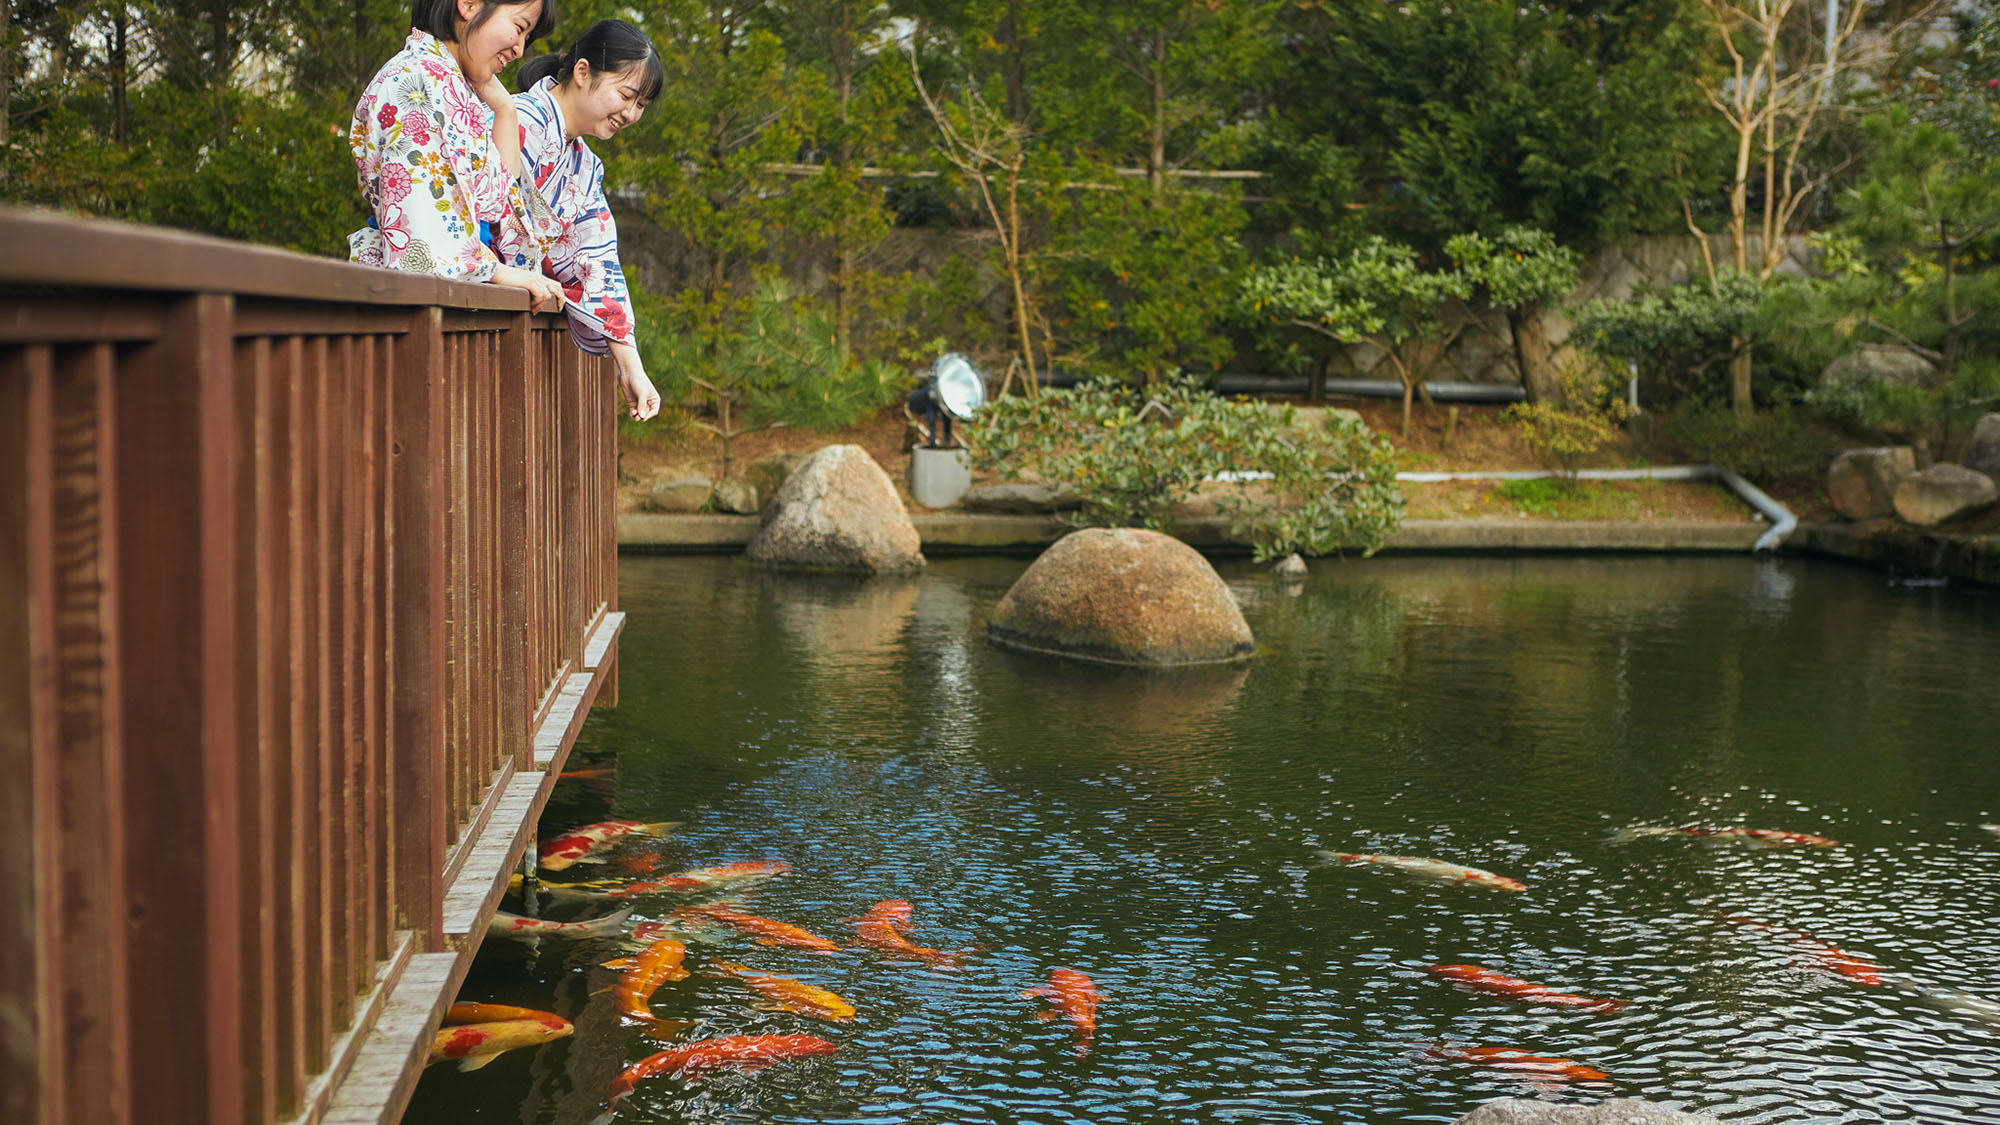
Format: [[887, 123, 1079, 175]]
[[409, 554, 2000, 1125]]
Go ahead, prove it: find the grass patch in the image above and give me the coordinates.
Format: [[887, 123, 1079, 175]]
[[1400, 477, 1752, 521]]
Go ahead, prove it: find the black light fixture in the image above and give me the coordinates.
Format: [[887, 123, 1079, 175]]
[[907, 352, 986, 448]]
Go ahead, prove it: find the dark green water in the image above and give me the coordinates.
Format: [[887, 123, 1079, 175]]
[[410, 554, 2000, 1125]]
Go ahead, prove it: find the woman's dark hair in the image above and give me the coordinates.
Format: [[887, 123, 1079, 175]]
[[412, 0, 556, 45], [517, 19, 663, 102]]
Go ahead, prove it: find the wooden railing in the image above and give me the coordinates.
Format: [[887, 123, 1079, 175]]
[[0, 207, 623, 1125]]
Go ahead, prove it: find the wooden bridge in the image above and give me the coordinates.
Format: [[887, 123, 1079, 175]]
[[1, 208, 625, 1125]]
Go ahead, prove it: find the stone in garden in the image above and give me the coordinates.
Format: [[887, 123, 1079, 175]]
[[1271, 553, 1308, 577], [1892, 463, 1999, 527], [745, 452, 807, 509], [987, 528, 1254, 666], [641, 476, 712, 514], [1963, 413, 2000, 481], [1451, 1100, 1723, 1125], [746, 444, 924, 571], [1819, 344, 1935, 393], [1826, 447, 1915, 521], [958, 482, 1082, 514], [711, 477, 761, 515]]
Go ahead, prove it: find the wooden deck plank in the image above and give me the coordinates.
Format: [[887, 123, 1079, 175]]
[[286, 933, 413, 1125], [440, 771, 548, 950], [531, 671, 600, 772], [317, 951, 459, 1125], [581, 611, 625, 672]]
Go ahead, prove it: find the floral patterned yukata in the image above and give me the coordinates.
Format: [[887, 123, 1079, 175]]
[[349, 30, 522, 283], [495, 76, 637, 354]]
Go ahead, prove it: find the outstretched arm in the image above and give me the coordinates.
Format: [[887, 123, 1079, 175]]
[[608, 340, 660, 422]]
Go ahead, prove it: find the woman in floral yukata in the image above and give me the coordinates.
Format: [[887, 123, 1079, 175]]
[[499, 20, 663, 422], [348, 0, 565, 312]]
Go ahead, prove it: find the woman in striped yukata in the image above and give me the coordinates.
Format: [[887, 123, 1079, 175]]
[[498, 20, 663, 422]]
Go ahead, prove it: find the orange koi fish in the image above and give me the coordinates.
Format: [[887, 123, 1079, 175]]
[[674, 904, 841, 953], [600, 938, 695, 1039], [445, 1002, 565, 1025], [1429, 1045, 1610, 1084], [1717, 913, 1886, 986], [849, 899, 974, 966], [539, 821, 678, 872], [1318, 851, 1526, 892], [558, 768, 616, 781], [1023, 967, 1100, 1054], [488, 906, 631, 942], [710, 961, 857, 1022], [608, 1034, 838, 1099], [1427, 964, 1623, 1011], [1615, 825, 1839, 847], [429, 1016, 572, 1071]]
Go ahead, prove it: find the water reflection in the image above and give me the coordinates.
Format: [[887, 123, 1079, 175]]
[[414, 554, 2000, 1125]]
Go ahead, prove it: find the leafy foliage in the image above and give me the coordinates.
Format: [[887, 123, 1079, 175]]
[[1661, 400, 1845, 485], [1570, 273, 1764, 404], [968, 377, 1404, 560], [1503, 361, 1635, 478]]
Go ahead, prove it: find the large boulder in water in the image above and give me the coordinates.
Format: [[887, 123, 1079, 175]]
[[1892, 463, 1999, 527], [986, 528, 1254, 666], [746, 445, 925, 571], [1452, 1101, 1723, 1125], [1826, 447, 1915, 520]]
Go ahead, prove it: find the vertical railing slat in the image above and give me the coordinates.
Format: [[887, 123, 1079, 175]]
[[116, 293, 244, 1125], [234, 336, 277, 1125], [392, 307, 447, 953]]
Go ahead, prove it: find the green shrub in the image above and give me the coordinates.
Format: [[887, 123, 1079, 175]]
[[1494, 477, 1569, 516], [1662, 401, 1845, 486], [968, 377, 1404, 560], [1503, 362, 1633, 477]]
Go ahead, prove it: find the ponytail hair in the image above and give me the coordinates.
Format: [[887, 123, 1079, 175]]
[[516, 19, 663, 101]]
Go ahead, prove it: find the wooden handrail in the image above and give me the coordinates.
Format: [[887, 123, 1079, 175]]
[[0, 206, 622, 1125]]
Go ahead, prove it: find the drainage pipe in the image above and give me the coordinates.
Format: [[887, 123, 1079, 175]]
[[1390, 466, 1797, 552]]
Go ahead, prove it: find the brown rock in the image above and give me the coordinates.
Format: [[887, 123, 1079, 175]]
[[745, 452, 807, 507], [1892, 463, 1999, 527], [1827, 447, 1915, 520], [746, 445, 925, 571], [1963, 413, 2000, 481], [987, 528, 1254, 666], [641, 476, 713, 514]]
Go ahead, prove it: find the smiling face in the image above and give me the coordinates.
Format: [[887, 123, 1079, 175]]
[[565, 59, 651, 141], [454, 0, 542, 84]]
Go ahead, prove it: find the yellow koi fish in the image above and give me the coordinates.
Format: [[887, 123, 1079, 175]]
[[428, 1016, 571, 1071], [710, 961, 857, 1022]]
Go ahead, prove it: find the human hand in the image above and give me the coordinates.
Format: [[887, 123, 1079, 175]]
[[475, 73, 513, 113], [492, 264, 564, 313], [619, 365, 660, 422]]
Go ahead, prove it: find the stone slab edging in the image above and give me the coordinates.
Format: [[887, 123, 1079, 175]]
[[618, 512, 1766, 555]]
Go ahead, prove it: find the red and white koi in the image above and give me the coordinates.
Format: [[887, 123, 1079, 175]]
[[1428, 1045, 1610, 1085], [1023, 967, 1101, 1054], [1717, 913, 1886, 986], [539, 821, 678, 872], [673, 904, 841, 953], [600, 938, 694, 1040], [1427, 964, 1623, 1011], [612, 861, 795, 898], [607, 1033, 838, 1099], [1614, 825, 1839, 848], [710, 961, 857, 1022], [849, 899, 975, 966], [429, 1016, 572, 1071], [488, 906, 632, 942], [1319, 850, 1526, 892]]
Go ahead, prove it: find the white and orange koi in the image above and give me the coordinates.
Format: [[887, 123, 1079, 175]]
[[600, 937, 694, 1040], [487, 906, 632, 942], [1614, 825, 1839, 848], [1023, 967, 1100, 1054], [428, 1016, 572, 1071], [1717, 912, 1886, 986], [1428, 1044, 1610, 1085], [538, 821, 678, 872], [710, 961, 857, 1022], [849, 899, 975, 966], [1318, 850, 1526, 892]]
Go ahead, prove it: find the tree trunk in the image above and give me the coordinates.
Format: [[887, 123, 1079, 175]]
[[112, 8, 129, 145], [1509, 304, 1560, 404], [1005, 165, 1038, 395], [1147, 28, 1166, 201], [1730, 342, 1753, 419], [1, 0, 12, 182], [1001, 0, 1026, 125]]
